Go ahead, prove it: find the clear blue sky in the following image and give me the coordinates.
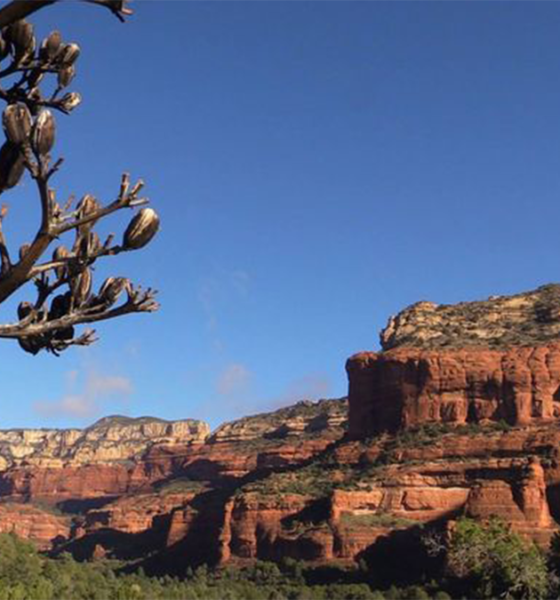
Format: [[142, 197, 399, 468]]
[[2, 0, 560, 430]]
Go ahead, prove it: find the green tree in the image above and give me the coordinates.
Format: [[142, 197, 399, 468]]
[[446, 517, 549, 599]]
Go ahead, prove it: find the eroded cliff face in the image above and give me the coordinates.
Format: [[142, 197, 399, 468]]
[[219, 426, 560, 563], [346, 343, 560, 436], [7, 283, 560, 574], [3, 397, 560, 571], [347, 285, 560, 437], [0, 398, 349, 559]]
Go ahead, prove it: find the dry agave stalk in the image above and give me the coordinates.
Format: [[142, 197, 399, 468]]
[[0, 0, 160, 356]]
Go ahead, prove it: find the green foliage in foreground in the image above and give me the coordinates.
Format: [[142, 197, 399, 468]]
[[0, 517, 559, 599], [0, 533, 439, 600], [445, 517, 549, 600]]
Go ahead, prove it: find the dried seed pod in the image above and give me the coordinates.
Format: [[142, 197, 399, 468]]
[[31, 110, 55, 156], [76, 194, 100, 233], [52, 245, 70, 280], [53, 325, 74, 341], [74, 231, 99, 257], [48, 292, 70, 320], [57, 65, 75, 89], [6, 20, 35, 61], [17, 301, 33, 320], [71, 268, 92, 307], [39, 30, 62, 61], [88, 231, 101, 255], [58, 42, 80, 66], [18, 243, 30, 261], [18, 336, 42, 355], [123, 208, 160, 250], [27, 87, 42, 104], [98, 276, 128, 307], [3, 103, 32, 145], [59, 92, 81, 113], [0, 141, 25, 191]]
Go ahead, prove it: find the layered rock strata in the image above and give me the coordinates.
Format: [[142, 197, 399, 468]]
[[347, 343, 560, 436], [0, 415, 209, 469], [348, 285, 560, 437]]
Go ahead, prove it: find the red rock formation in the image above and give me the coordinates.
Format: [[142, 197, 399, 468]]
[[84, 492, 197, 535], [0, 503, 70, 550], [226, 493, 333, 562], [0, 464, 141, 502], [217, 425, 560, 563], [347, 343, 560, 437], [3, 378, 560, 568], [0, 444, 197, 503]]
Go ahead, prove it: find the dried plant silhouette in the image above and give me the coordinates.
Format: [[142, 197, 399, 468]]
[[0, 0, 159, 356]]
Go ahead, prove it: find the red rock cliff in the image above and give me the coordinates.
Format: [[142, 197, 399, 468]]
[[347, 285, 560, 437], [347, 344, 560, 437]]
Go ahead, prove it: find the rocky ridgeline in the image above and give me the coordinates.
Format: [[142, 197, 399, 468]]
[[209, 398, 347, 443], [0, 416, 210, 469], [380, 283, 560, 350]]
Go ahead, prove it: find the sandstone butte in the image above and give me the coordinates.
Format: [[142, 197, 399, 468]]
[[3, 284, 560, 572]]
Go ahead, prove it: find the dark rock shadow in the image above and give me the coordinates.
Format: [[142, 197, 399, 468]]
[[356, 510, 462, 588], [52, 513, 172, 561]]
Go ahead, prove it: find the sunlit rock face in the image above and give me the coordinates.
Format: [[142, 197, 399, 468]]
[[379, 284, 560, 351], [0, 415, 210, 469], [8, 284, 560, 568], [209, 398, 347, 443], [1, 394, 560, 564], [347, 285, 560, 437]]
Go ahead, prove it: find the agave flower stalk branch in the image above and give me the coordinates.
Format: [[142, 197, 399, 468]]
[[0, 285, 158, 339], [29, 243, 126, 278], [0, 167, 143, 303], [54, 186, 148, 237], [0, 160, 55, 303], [0, 2, 160, 354], [48, 329, 97, 355]]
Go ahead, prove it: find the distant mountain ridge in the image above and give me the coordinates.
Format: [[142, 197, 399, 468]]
[[0, 415, 210, 470]]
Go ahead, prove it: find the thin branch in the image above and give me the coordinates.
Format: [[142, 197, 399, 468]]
[[54, 195, 148, 236], [29, 243, 125, 278], [0, 170, 144, 305], [48, 329, 97, 355], [0, 1, 56, 29]]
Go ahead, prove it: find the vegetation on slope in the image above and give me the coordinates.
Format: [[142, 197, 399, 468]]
[[0, 516, 559, 599]]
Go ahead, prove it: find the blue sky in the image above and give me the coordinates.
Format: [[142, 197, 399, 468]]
[[2, 1, 560, 430]]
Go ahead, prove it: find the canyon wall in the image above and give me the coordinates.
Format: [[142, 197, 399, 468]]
[[5, 285, 560, 572]]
